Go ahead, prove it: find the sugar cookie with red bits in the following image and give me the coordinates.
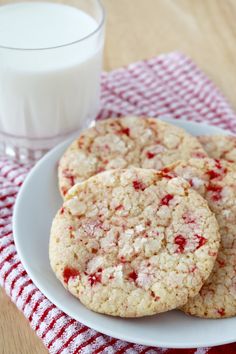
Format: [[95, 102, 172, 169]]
[[50, 168, 219, 317], [198, 135, 236, 163], [58, 117, 207, 198], [164, 158, 236, 318]]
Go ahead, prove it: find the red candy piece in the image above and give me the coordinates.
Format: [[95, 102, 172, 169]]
[[151, 291, 160, 301], [160, 194, 174, 206], [195, 235, 207, 249], [207, 184, 223, 201], [188, 179, 194, 187], [207, 184, 222, 192], [61, 187, 68, 196], [115, 204, 123, 211], [128, 271, 138, 281], [205, 160, 227, 181], [208, 250, 217, 257], [63, 267, 80, 284], [77, 138, 84, 148], [215, 160, 227, 174], [133, 180, 146, 191], [206, 170, 221, 180], [68, 226, 74, 239], [60, 207, 65, 215], [217, 259, 225, 268], [193, 152, 207, 158], [146, 151, 156, 159], [96, 167, 105, 173], [104, 144, 110, 150], [117, 127, 130, 136], [174, 235, 186, 253], [88, 272, 102, 286], [217, 308, 225, 317], [120, 256, 127, 263], [159, 167, 174, 179], [189, 266, 197, 273], [84, 220, 102, 236], [183, 213, 195, 224], [63, 169, 75, 186], [214, 159, 223, 170]]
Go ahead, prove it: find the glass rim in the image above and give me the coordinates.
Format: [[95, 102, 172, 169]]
[[0, 0, 105, 51]]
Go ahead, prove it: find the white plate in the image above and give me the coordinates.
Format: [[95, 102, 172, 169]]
[[13, 118, 236, 349]]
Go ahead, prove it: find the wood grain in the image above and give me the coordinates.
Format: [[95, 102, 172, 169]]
[[104, 0, 236, 110], [1, 0, 236, 353], [0, 288, 46, 354]]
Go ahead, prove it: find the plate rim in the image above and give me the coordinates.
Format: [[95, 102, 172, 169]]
[[13, 118, 236, 349]]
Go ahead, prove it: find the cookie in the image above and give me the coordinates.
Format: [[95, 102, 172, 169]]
[[198, 135, 236, 163], [164, 158, 236, 318], [58, 117, 207, 197], [50, 168, 219, 317]]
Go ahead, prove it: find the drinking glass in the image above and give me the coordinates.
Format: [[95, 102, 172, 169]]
[[0, 0, 105, 162]]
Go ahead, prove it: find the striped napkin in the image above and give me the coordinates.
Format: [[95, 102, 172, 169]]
[[1, 52, 236, 353]]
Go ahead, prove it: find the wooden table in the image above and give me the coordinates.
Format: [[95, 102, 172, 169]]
[[1, 0, 236, 352]]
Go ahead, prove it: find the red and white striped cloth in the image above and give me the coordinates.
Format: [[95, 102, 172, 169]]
[[1, 52, 236, 354]]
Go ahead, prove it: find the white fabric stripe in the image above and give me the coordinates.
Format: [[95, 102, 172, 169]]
[[37, 307, 62, 337], [43, 315, 67, 346], [50, 327, 94, 354], [75, 334, 105, 354], [30, 297, 53, 329]]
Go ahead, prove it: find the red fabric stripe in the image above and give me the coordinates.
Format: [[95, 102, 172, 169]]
[[208, 343, 236, 354], [173, 350, 196, 354], [9, 171, 27, 183], [0, 240, 14, 254], [3, 260, 21, 283], [10, 177, 25, 187], [17, 279, 32, 298], [0, 251, 16, 270], [47, 319, 76, 349], [10, 270, 27, 296], [56, 326, 88, 354], [0, 192, 17, 201], [0, 215, 12, 222], [116, 342, 134, 354], [0, 221, 9, 228], [1, 203, 14, 210], [73, 333, 102, 354], [41, 312, 65, 339], [138, 348, 151, 354], [28, 296, 45, 322], [0, 230, 12, 238], [22, 288, 38, 312], [0, 217, 12, 224], [14, 180, 24, 187], [2, 166, 20, 179], [93, 338, 117, 353], [35, 304, 55, 332]]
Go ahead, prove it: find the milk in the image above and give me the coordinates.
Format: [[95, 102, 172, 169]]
[[0, 2, 104, 151]]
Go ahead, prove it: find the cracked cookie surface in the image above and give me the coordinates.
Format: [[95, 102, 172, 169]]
[[198, 135, 236, 163], [50, 168, 219, 317], [58, 117, 207, 197], [165, 158, 236, 318]]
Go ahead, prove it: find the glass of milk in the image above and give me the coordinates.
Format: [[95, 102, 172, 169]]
[[0, 0, 105, 161]]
